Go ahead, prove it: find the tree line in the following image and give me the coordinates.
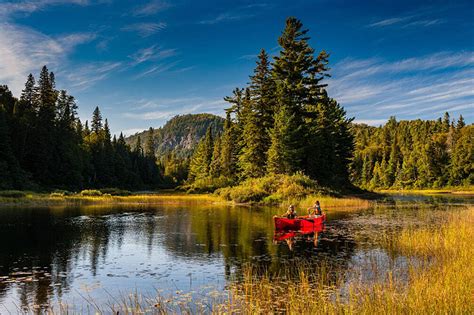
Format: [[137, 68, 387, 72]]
[[188, 17, 354, 189], [0, 66, 162, 190], [350, 114, 473, 189]]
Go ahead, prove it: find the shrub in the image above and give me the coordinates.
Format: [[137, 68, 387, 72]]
[[214, 173, 327, 204], [50, 190, 73, 197], [0, 190, 26, 198], [186, 176, 234, 194], [99, 188, 132, 196], [80, 189, 103, 196]]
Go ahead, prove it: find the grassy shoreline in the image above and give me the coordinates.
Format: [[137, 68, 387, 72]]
[[378, 186, 474, 195], [0, 189, 373, 210]]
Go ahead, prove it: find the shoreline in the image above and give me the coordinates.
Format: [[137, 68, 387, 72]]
[[0, 190, 373, 210], [378, 187, 474, 195]]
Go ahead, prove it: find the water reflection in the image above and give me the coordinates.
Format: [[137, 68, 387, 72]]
[[0, 199, 469, 311]]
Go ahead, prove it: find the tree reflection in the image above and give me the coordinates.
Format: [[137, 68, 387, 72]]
[[0, 203, 358, 311]]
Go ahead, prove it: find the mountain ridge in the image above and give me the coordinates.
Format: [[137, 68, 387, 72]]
[[125, 113, 225, 158]]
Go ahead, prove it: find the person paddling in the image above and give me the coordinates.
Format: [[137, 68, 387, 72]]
[[307, 200, 322, 217], [282, 204, 298, 219]]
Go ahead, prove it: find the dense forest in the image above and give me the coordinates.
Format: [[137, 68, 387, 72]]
[[186, 17, 354, 190], [0, 67, 162, 190], [351, 114, 473, 189], [0, 17, 472, 192], [126, 114, 224, 185]]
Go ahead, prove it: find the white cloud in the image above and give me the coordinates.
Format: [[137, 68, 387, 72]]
[[129, 45, 177, 65], [327, 52, 474, 121], [61, 61, 122, 91], [0, 0, 93, 19], [367, 9, 445, 29], [121, 22, 166, 37], [133, 61, 179, 79], [199, 12, 254, 25], [0, 23, 95, 95], [132, 0, 170, 17]]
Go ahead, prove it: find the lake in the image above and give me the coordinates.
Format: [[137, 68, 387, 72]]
[[0, 194, 472, 312]]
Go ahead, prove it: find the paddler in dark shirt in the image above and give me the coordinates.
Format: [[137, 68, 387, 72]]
[[283, 205, 297, 219], [307, 200, 322, 217]]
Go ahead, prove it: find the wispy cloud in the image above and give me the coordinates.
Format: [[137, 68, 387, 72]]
[[61, 61, 122, 90], [0, 0, 93, 19], [133, 61, 180, 79], [128, 45, 177, 65], [328, 51, 474, 122], [0, 23, 96, 95], [368, 10, 444, 29], [198, 3, 269, 25], [121, 22, 167, 37], [132, 0, 170, 17], [199, 12, 254, 25]]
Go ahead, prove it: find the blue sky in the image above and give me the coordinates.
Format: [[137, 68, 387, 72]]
[[0, 0, 473, 135]]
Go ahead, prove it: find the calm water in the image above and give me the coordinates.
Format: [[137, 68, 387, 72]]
[[0, 195, 472, 312]]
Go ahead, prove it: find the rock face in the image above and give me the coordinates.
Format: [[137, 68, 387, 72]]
[[125, 113, 224, 158]]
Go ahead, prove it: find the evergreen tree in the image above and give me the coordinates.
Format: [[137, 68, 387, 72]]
[[209, 136, 222, 178], [220, 113, 239, 178], [91, 106, 103, 133], [188, 127, 214, 181], [145, 127, 155, 159]]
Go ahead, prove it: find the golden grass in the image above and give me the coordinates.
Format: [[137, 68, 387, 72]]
[[293, 194, 371, 211], [220, 207, 474, 314], [0, 189, 372, 212], [0, 192, 224, 208], [379, 186, 474, 195]]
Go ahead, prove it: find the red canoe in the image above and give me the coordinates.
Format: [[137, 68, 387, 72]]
[[274, 214, 326, 231]]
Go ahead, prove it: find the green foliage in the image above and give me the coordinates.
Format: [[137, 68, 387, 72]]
[[99, 188, 132, 196], [215, 173, 326, 204], [0, 190, 26, 198], [0, 68, 164, 191], [185, 176, 234, 194], [187, 17, 353, 189], [80, 189, 103, 196], [50, 190, 74, 197], [351, 116, 473, 189]]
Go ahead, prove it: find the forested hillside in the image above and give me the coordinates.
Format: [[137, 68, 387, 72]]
[[350, 114, 473, 190], [0, 67, 162, 190], [126, 114, 224, 158], [125, 114, 224, 185]]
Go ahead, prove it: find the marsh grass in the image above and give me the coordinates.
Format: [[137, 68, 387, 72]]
[[0, 189, 371, 210], [0, 191, 224, 207], [221, 207, 474, 314]]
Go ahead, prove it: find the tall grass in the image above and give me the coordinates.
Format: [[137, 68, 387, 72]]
[[221, 207, 474, 314]]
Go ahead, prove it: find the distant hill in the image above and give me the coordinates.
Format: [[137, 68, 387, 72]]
[[125, 113, 225, 158]]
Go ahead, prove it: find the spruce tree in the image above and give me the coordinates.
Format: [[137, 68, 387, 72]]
[[220, 113, 239, 179], [91, 106, 103, 133], [188, 127, 214, 181], [209, 136, 222, 178], [145, 127, 155, 159]]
